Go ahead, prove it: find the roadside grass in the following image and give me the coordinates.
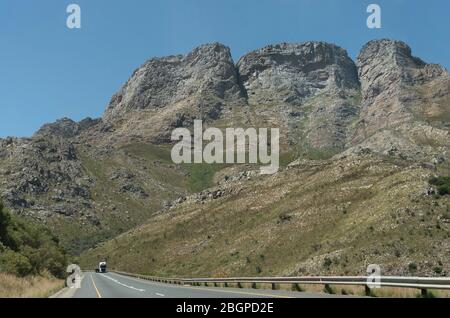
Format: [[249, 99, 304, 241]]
[[0, 272, 64, 298], [185, 281, 450, 298], [192, 282, 450, 298]]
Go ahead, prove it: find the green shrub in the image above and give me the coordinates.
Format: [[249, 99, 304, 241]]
[[0, 250, 32, 277], [323, 257, 333, 268], [437, 184, 450, 195], [323, 284, 335, 294], [408, 263, 417, 272], [429, 176, 450, 196], [0, 201, 67, 278]]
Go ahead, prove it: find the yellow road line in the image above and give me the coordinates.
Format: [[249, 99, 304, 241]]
[[110, 273, 293, 298], [90, 274, 102, 298]]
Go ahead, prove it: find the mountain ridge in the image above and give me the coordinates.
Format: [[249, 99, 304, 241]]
[[0, 39, 448, 267]]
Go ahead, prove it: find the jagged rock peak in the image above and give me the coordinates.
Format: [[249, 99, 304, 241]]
[[104, 42, 244, 120], [357, 39, 447, 91], [358, 39, 425, 68], [34, 117, 100, 139], [352, 39, 449, 143], [237, 41, 360, 106]]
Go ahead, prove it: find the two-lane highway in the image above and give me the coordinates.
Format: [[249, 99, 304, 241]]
[[67, 272, 343, 298]]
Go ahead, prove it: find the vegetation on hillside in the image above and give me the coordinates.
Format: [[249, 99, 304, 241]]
[[429, 176, 450, 196], [80, 155, 449, 278], [0, 201, 67, 278]]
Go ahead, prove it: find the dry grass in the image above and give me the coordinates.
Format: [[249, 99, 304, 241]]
[[193, 282, 450, 298], [0, 272, 64, 298]]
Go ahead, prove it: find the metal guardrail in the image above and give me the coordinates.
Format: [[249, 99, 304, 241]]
[[103, 270, 450, 296]]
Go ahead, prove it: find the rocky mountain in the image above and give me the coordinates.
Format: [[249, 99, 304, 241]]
[[347, 40, 450, 163], [102, 43, 248, 145], [237, 42, 361, 152], [0, 39, 449, 276]]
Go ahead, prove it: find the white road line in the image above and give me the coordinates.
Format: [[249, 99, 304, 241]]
[[99, 273, 145, 292], [155, 293, 165, 297], [111, 273, 294, 298]]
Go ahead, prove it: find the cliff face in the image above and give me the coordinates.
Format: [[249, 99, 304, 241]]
[[0, 39, 449, 258], [99, 39, 449, 155], [237, 41, 361, 152], [344, 40, 450, 163], [102, 43, 247, 144], [355, 39, 450, 141], [105, 43, 244, 118], [237, 42, 359, 105], [100, 41, 363, 152]]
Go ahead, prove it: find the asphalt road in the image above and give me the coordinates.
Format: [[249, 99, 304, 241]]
[[69, 272, 342, 298]]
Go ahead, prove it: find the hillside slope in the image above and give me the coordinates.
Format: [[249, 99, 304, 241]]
[[79, 153, 449, 277]]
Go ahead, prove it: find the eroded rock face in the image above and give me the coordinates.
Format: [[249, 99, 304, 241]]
[[237, 42, 360, 106], [354, 39, 450, 142], [34, 117, 101, 139], [104, 43, 245, 121], [99, 43, 249, 144], [237, 42, 361, 152], [0, 136, 92, 217]]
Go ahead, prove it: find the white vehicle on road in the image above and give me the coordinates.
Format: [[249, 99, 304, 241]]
[[96, 261, 107, 273]]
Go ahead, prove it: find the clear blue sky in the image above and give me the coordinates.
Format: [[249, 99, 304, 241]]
[[1, 0, 449, 137]]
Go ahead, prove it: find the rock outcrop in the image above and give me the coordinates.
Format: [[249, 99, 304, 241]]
[[102, 43, 247, 143], [34, 117, 101, 139], [105, 43, 244, 118], [237, 42, 360, 106], [354, 39, 450, 142], [237, 41, 361, 152]]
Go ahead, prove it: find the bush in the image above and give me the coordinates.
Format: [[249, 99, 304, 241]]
[[437, 184, 450, 195], [429, 176, 450, 196], [408, 263, 417, 272], [0, 250, 32, 277], [433, 266, 443, 275], [323, 257, 333, 268], [0, 201, 67, 278], [323, 284, 335, 294]]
